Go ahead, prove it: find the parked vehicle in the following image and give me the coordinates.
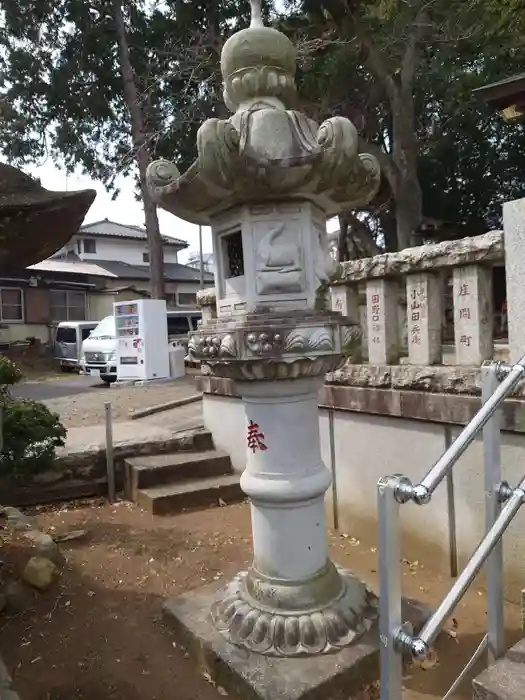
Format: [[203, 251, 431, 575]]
[[54, 321, 99, 372], [80, 310, 201, 384]]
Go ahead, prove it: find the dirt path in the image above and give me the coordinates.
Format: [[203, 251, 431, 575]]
[[0, 500, 521, 700]]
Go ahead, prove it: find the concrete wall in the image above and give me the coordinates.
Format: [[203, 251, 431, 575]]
[[202, 392, 525, 603]]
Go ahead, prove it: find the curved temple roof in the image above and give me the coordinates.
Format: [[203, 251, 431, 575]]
[[0, 162, 96, 274]]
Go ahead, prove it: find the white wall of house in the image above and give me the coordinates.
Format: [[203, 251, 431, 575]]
[[62, 235, 180, 266], [202, 393, 525, 604]]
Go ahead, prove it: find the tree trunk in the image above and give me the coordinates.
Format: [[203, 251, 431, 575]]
[[338, 211, 381, 261], [113, 0, 164, 299], [360, 19, 425, 252], [391, 92, 422, 251]]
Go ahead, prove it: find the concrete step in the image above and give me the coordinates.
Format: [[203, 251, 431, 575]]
[[125, 449, 232, 499], [472, 638, 525, 700], [136, 473, 244, 515]]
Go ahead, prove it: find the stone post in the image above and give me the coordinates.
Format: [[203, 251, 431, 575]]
[[452, 264, 493, 365], [330, 284, 363, 360], [196, 287, 217, 325], [366, 278, 400, 364], [406, 272, 443, 365], [503, 198, 525, 362]]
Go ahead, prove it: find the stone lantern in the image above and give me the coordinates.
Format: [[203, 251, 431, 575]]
[[147, 0, 383, 694]]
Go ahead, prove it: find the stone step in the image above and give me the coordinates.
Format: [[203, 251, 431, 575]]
[[136, 474, 244, 515], [125, 449, 232, 499], [472, 638, 525, 700]]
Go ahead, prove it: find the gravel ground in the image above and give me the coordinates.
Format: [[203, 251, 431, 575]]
[[0, 499, 521, 700], [43, 375, 199, 428]]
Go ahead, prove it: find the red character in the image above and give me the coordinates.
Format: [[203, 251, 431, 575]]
[[247, 420, 267, 453]]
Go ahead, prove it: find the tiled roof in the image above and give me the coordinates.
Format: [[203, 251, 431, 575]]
[[29, 259, 117, 278], [80, 219, 188, 248], [93, 259, 214, 283]]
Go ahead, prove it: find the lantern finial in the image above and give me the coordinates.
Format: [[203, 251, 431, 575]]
[[250, 0, 263, 27]]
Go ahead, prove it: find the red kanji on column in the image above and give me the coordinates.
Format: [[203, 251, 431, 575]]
[[247, 420, 267, 453]]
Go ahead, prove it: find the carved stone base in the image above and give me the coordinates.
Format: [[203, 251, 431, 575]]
[[211, 563, 378, 657], [188, 309, 362, 382]]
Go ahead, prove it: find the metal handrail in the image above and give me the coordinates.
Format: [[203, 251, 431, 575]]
[[394, 359, 525, 506], [378, 357, 525, 700]]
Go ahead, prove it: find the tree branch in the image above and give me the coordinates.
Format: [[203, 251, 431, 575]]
[[358, 32, 397, 101]]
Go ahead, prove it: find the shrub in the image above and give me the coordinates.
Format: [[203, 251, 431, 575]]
[[0, 399, 67, 477], [0, 355, 22, 403]]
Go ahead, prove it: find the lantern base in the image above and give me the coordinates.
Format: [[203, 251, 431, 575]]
[[210, 564, 377, 657], [163, 578, 431, 700]]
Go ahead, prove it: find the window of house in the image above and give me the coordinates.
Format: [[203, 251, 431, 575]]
[[165, 294, 177, 308], [142, 252, 149, 263], [0, 288, 23, 321], [83, 238, 96, 254], [178, 292, 197, 306], [50, 290, 87, 321], [77, 240, 82, 254]]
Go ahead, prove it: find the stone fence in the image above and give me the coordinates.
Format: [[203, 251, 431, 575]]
[[331, 230, 504, 366]]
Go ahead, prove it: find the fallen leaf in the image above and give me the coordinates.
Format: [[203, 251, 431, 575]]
[[202, 671, 215, 687]]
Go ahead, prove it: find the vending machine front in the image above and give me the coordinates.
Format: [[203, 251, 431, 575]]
[[115, 301, 143, 381]]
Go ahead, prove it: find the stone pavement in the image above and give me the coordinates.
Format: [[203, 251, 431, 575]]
[[58, 400, 204, 457]]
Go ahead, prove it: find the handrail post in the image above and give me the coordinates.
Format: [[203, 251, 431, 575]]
[[378, 475, 405, 700], [444, 425, 458, 578], [482, 363, 505, 662]]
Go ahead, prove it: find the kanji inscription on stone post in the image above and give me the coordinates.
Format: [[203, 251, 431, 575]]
[[453, 264, 493, 365], [406, 273, 442, 365], [331, 286, 362, 360], [366, 279, 400, 364]]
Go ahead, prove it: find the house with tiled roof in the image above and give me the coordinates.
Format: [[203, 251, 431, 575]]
[[0, 219, 213, 347]]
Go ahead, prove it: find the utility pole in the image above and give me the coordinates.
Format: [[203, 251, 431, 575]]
[[199, 224, 204, 288]]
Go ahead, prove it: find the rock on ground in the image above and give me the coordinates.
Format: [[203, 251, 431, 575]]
[[22, 530, 63, 566], [4, 581, 33, 613], [22, 556, 59, 591]]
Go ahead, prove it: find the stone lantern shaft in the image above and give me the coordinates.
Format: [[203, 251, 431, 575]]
[[146, 0, 381, 657]]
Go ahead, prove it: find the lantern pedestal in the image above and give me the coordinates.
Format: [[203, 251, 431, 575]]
[[211, 377, 376, 656], [163, 582, 431, 700]]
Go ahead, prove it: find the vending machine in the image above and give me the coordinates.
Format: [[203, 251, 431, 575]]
[[114, 299, 170, 382]]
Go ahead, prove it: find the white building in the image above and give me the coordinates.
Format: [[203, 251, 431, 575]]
[[0, 219, 214, 346], [185, 251, 215, 274], [55, 219, 184, 266]]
